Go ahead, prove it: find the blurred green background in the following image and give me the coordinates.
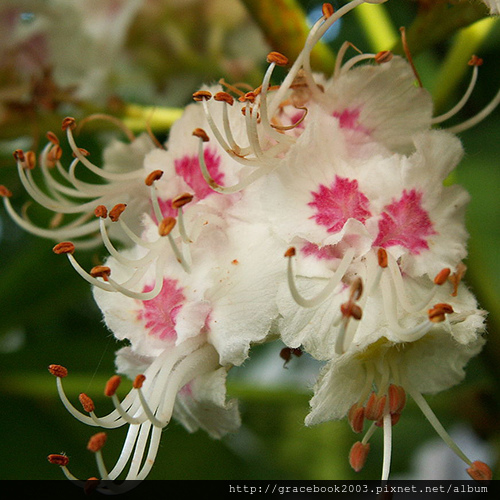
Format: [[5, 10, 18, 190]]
[[1, 0, 499, 481]]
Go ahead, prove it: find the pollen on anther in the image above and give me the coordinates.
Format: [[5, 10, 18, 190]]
[[158, 216, 176, 236], [192, 128, 210, 142], [172, 192, 194, 209], [145, 169, 164, 186], [434, 268, 451, 285], [109, 203, 127, 222], [90, 265, 111, 281], [48, 454, 69, 467], [192, 90, 212, 102], [53, 241, 75, 255], [79, 393, 95, 413], [322, 3, 335, 18], [133, 374, 146, 389], [87, 432, 107, 453], [94, 205, 108, 218], [377, 248, 388, 268], [0, 185, 13, 198], [104, 375, 121, 397], [48, 364, 68, 378], [61, 117, 77, 131], [284, 247, 296, 258], [267, 51, 289, 67]]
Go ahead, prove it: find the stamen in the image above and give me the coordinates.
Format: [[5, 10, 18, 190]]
[[90, 266, 111, 281], [87, 432, 107, 453], [466, 461, 493, 481], [322, 3, 335, 18], [399, 26, 423, 87], [449, 262, 466, 297], [109, 203, 127, 222], [94, 205, 108, 218], [53, 241, 76, 255], [388, 384, 406, 415], [375, 50, 393, 64], [348, 403, 365, 433], [79, 393, 96, 413], [145, 170, 164, 187], [365, 392, 387, 421], [381, 410, 393, 481], [48, 454, 69, 467], [48, 364, 68, 378], [104, 375, 121, 397], [0, 185, 13, 198], [286, 246, 355, 308]]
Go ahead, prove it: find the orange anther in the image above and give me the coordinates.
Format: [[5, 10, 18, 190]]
[[158, 216, 176, 237], [104, 375, 121, 397], [25, 150, 36, 170], [449, 262, 467, 297], [192, 90, 212, 101], [87, 432, 107, 453], [0, 185, 12, 198], [145, 169, 164, 186], [466, 461, 492, 481], [267, 51, 289, 67], [434, 268, 451, 285], [172, 192, 194, 209], [214, 92, 235, 106], [13, 149, 25, 162], [90, 266, 111, 281], [468, 55, 484, 67], [109, 203, 127, 222], [48, 364, 68, 378], [349, 441, 370, 472], [365, 392, 387, 421], [341, 302, 362, 321], [322, 3, 335, 18], [53, 241, 75, 254], [377, 248, 388, 268], [46, 131, 59, 145], [433, 303, 454, 314], [133, 374, 146, 389], [79, 393, 95, 413], [48, 454, 69, 466], [61, 117, 77, 131], [192, 128, 210, 142], [94, 205, 108, 218], [47, 145, 63, 163], [375, 51, 393, 64], [388, 384, 406, 415], [284, 247, 296, 258], [348, 403, 365, 434]]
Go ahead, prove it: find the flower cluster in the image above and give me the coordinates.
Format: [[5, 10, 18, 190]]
[[1, 0, 497, 490]]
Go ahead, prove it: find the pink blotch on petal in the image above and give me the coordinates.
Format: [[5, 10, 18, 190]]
[[174, 147, 224, 200], [302, 242, 343, 260], [309, 175, 372, 233], [333, 108, 371, 135], [137, 278, 186, 341], [373, 189, 437, 255]]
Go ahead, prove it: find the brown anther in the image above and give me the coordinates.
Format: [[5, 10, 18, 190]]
[[109, 203, 127, 222], [158, 216, 176, 237], [61, 116, 77, 131], [192, 128, 210, 142], [434, 268, 451, 285], [214, 92, 235, 106], [449, 262, 466, 297], [433, 303, 454, 314], [47, 145, 63, 163], [104, 375, 121, 397], [322, 3, 335, 18], [25, 150, 36, 170], [72, 148, 90, 158], [13, 149, 25, 162], [388, 384, 406, 415], [90, 265, 111, 281], [279, 347, 302, 368], [365, 392, 387, 421], [172, 192, 194, 209], [468, 55, 484, 67], [79, 393, 95, 413], [133, 374, 146, 389], [94, 205, 108, 219], [284, 247, 296, 258], [349, 441, 370, 472], [466, 460, 492, 481], [192, 90, 212, 102], [48, 454, 69, 467], [341, 302, 362, 321], [428, 303, 454, 323], [350, 277, 363, 301], [348, 403, 365, 434], [375, 50, 393, 64], [377, 248, 388, 268], [48, 364, 68, 378], [46, 131, 60, 145], [87, 432, 107, 453], [145, 169, 164, 186], [266, 51, 289, 67], [53, 241, 75, 255], [240, 91, 256, 103], [0, 185, 13, 198]]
